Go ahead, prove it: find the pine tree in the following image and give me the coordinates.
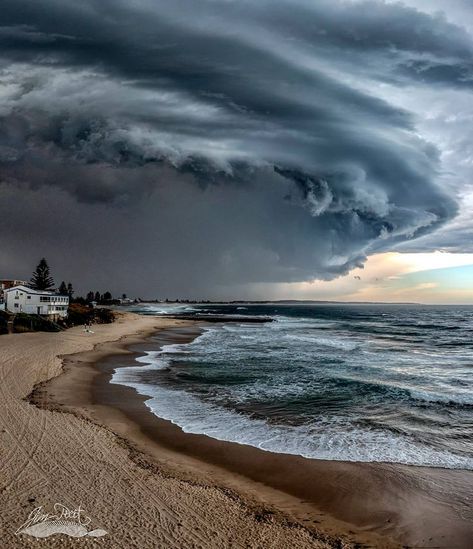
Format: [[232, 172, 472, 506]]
[[94, 291, 101, 302], [31, 258, 55, 291], [58, 281, 68, 295], [103, 291, 112, 301]]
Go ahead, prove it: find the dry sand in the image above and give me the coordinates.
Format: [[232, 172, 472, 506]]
[[1, 312, 471, 548]]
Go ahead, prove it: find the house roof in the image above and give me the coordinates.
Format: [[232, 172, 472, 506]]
[[4, 285, 64, 297]]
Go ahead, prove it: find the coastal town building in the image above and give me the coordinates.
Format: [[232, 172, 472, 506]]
[[118, 297, 134, 305], [1, 279, 28, 300], [1, 279, 29, 310], [4, 285, 69, 318], [1, 279, 28, 291]]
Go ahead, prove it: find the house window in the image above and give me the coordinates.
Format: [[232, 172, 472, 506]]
[[14, 303, 18, 308], [27, 296, 31, 299]]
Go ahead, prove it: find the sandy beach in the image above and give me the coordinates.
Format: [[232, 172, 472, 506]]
[[1, 313, 471, 548]]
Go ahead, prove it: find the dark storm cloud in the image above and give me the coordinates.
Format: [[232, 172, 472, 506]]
[[0, 0, 470, 293]]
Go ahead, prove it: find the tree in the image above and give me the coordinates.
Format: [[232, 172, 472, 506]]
[[58, 281, 68, 295], [67, 282, 74, 299], [103, 291, 112, 301], [94, 291, 101, 302], [31, 258, 55, 291], [86, 291, 95, 302], [122, 293, 127, 300]]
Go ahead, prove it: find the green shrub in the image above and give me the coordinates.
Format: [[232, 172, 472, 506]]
[[60, 303, 116, 328], [94, 308, 115, 324], [63, 303, 94, 327]]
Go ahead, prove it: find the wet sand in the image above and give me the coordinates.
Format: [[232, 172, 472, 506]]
[[31, 321, 473, 548]]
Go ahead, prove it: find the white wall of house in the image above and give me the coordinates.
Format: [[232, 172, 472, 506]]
[[5, 285, 69, 317]]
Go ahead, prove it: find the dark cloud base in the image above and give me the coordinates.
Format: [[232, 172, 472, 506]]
[[0, 0, 470, 295]]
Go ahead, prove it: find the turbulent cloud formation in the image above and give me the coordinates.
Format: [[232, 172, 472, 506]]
[[0, 0, 471, 296]]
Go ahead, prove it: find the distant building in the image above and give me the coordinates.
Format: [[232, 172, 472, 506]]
[[4, 285, 69, 318], [0, 279, 29, 302], [1, 279, 28, 290], [118, 297, 134, 305]]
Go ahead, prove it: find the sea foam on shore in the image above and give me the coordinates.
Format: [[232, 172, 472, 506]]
[[112, 303, 473, 469]]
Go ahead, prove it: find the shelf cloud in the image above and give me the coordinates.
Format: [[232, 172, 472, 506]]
[[1, 0, 471, 296]]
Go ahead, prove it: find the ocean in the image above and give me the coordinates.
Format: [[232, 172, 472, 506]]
[[112, 303, 473, 469]]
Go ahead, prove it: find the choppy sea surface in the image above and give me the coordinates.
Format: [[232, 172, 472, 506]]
[[111, 303, 473, 469]]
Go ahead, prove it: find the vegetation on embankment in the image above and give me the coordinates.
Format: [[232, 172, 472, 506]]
[[64, 303, 115, 327], [0, 311, 9, 335], [11, 312, 63, 333], [0, 304, 115, 334]]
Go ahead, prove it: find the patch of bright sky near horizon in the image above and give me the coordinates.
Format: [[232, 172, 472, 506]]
[[242, 252, 473, 304]]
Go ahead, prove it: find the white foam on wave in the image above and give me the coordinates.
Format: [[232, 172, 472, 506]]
[[111, 350, 473, 470], [409, 388, 473, 406], [129, 303, 200, 315], [286, 333, 360, 351]]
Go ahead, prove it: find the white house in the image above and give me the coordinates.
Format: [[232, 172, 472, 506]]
[[0, 279, 28, 304], [4, 285, 69, 318]]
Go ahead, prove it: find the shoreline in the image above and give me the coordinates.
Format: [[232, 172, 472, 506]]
[[0, 313, 350, 548], [29, 318, 473, 548], [29, 321, 367, 548]]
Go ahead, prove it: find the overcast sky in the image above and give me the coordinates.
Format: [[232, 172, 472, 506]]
[[1, 1, 472, 301]]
